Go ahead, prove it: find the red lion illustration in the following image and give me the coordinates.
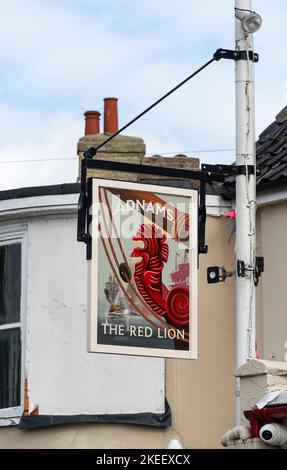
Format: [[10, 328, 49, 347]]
[[131, 223, 189, 327]]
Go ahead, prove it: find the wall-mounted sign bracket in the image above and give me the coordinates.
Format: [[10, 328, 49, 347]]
[[77, 156, 232, 260], [202, 163, 261, 177]]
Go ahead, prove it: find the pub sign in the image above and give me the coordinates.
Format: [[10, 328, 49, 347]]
[[88, 179, 198, 359]]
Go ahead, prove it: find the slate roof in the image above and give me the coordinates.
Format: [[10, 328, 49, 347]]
[[256, 105, 287, 189], [219, 105, 287, 199]]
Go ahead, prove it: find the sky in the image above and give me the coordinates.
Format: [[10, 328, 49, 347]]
[[0, 0, 286, 190]]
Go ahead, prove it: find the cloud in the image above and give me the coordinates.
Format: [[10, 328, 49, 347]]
[[0, 0, 286, 190], [0, 109, 80, 190]]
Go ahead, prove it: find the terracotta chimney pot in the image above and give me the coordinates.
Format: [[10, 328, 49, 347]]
[[104, 98, 119, 134], [84, 110, 101, 135]]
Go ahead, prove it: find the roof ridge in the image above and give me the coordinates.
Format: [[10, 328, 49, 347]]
[[275, 105, 287, 124]]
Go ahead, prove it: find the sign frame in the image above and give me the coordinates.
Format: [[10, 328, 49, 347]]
[[88, 177, 198, 360]]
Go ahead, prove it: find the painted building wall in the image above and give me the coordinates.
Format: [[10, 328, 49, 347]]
[[166, 215, 237, 448], [0, 195, 165, 420], [2, 189, 286, 447], [0, 193, 237, 448], [26, 214, 165, 416], [256, 199, 287, 362]]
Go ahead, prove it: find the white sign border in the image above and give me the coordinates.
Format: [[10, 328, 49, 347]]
[[88, 178, 198, 360]]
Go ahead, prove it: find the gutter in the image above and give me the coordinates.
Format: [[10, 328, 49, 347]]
[[257, 186, 287, 207]]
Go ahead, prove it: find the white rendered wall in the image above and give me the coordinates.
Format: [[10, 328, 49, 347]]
[[23, 211, 164, 416]]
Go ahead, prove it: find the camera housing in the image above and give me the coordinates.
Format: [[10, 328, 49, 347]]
[[259, 423, 287, 446]]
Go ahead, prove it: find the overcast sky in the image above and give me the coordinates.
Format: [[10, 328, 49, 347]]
[[0, 0, 286, 190]]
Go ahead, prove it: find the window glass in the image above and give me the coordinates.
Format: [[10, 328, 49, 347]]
[[0, 244, 21, 326], [0, 328, 21, 409]]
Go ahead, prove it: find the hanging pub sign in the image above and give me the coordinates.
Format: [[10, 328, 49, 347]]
[[88, 178, 198, 359]]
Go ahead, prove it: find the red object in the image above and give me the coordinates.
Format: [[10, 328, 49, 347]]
[[131, 223, 189, 326], [104, 98, 119, 134], [170, 263, 189, 287], [244, 405, 287, 437], [170, 250, 189, 288], [225, 209, 236, 219], [84, 111, 101, 135]]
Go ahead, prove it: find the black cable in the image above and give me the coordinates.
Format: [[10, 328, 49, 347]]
[[0, 147, 236, 164], [84, 57, 216, 159]]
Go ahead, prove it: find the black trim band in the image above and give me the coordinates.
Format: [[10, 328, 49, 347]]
[[0, 183, 80, 201], [19, 401, 171, 430], [236, 165, 255, 176]]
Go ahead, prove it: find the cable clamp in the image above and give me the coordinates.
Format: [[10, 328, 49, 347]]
[[236, 165, 256, 176], [214, 48, 259, 63]]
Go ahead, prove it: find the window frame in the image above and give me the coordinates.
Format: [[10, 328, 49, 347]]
[[0, 226, 27, 420]]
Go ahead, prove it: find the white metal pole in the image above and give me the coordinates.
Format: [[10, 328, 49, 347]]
[[235, 0, 257, 424]]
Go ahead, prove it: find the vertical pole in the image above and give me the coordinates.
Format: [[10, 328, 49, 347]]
[[235, 0, 257, 424]]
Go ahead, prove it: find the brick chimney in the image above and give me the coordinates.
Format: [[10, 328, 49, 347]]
[[77, 98, 145, 181], [77, 98, 200, 184], [84, 111, 101, 135], [104, 98, 118, 134]]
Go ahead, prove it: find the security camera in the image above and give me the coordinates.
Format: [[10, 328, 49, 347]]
[[207, 266, 235, 284], [259, 423, 287, 446]]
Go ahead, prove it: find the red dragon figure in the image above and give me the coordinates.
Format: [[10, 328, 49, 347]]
[[131, 223, 189, 327]]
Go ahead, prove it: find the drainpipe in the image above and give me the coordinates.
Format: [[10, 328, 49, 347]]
[[235, 0, 258, 424]]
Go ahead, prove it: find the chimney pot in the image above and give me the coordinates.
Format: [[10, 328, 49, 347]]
[[104, 98, 119, 134], [84, 110, 101, 135]]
